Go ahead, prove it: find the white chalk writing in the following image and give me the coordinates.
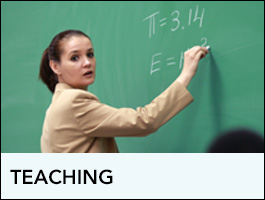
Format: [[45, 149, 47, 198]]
[[143, 5, 207, 75]]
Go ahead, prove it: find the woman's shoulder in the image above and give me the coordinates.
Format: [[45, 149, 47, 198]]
[[53, 83, 100, 104]]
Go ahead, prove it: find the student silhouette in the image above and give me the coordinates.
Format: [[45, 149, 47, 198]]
[[207, 128, 264, 153]]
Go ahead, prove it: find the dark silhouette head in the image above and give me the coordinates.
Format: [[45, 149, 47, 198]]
[[207, 128, 264, 153]]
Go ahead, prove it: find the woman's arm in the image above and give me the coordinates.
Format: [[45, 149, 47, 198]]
[[177, 46, 209, 87], [72, 79, 193, 137], [72, 46, 208, 137]]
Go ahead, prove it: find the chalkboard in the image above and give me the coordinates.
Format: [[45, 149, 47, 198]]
[[1, 1, 264, 152]]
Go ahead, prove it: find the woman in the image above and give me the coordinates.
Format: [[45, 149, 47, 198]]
[[39, 30, 209, 153]]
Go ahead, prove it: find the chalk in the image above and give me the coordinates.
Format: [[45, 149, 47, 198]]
[[206, 46, 210, 50]]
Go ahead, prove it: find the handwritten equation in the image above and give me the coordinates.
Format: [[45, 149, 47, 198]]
[[150, 37, 208, 75], [143, 5, 208, 75], [143, 5, 205, 38]]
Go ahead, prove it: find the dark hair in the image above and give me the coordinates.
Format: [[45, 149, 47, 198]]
[[39, 30, 91, 93], [207, 128, 264, 153]]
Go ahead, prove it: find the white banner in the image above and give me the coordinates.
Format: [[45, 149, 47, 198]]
[[1, 153, 264, 199]]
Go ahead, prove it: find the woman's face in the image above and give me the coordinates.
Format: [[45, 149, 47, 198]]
[[53, 36, 96, 90]]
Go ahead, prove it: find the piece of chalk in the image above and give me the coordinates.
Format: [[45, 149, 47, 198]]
[[206, 46, 210, 50]]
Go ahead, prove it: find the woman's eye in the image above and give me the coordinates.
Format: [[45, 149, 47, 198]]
[[87, 53, 94, 58], [71, 55, 79, 61]]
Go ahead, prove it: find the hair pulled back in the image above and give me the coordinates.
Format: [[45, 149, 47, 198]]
[[39, 30, 91, 93]]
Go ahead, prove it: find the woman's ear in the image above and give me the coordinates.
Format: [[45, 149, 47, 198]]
[[49, 60, 62, 75]]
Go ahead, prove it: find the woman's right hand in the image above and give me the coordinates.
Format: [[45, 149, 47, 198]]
[[177, 46, 209, 87]]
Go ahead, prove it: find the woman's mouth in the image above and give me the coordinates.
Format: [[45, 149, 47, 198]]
[[84, 71, 93, 77]]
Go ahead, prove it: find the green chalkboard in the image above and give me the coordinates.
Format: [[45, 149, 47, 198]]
[[1, 1, 264, 152]]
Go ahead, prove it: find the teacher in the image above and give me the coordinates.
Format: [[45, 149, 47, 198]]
[[39, 30, 209, 153]]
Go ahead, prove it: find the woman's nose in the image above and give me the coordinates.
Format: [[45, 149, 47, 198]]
[[83, 58, 91, 68]]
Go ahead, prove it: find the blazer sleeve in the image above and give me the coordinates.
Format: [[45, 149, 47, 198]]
[[71, 80, 193, 137]]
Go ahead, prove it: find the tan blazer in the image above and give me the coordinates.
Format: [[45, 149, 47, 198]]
[[41, 80, 193, 153]]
